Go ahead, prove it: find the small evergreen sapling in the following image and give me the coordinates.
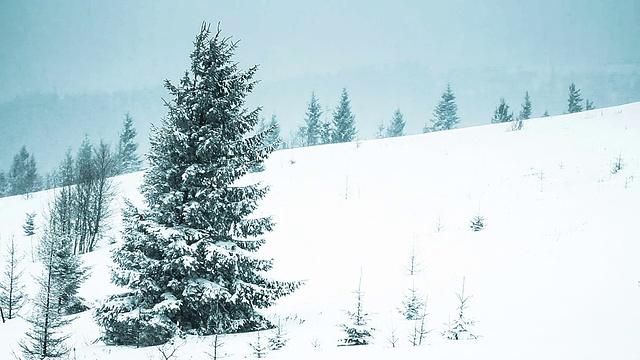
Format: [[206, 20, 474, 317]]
[[470, 215, 485, 231], [267, 317, 288, 351], [249, 331, 269, 358], [22, 212, 36, 262], [20, 230, 72, 359], [442, 277, 478, 340], [340, 270, 374, 346], [425, 84, 460, 132], [611, 154, 624, 174], [0, 235, 27, 319]]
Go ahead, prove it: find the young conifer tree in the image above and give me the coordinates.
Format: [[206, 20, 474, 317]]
[[98, 23, 300, 346], [386, 108, 406, 137], [0, 235, 26, 319], [20, 230, 71, 359], [424, 84, 460, 132], [567, 83, 583, 113], [491, 98, 514, 124], [331, 88, 357, 143], [116, 113, 143, 174]]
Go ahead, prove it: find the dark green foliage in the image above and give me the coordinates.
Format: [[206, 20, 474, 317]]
[[567, 83, 583, 113], [99, 24, 300, 346], [491, 98, 514, 124], [331, 88, 357, 143], [8, 145, 40, 197], [116, 113, 143, 174], [386, 108, 405, 138], [424, 84, 460, 132], [519, 91, 532, 120]]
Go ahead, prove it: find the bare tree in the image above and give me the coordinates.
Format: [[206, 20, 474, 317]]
[[20, 230, 71, 359], [0, 235, 26, 319]]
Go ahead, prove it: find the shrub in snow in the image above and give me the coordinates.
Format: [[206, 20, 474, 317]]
[[97, 23, 300, 346], [442, 278, 478, 340], [470, 215, 485, 231]]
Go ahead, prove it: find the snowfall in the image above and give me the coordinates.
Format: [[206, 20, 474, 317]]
[[0, 102, 639, 359]]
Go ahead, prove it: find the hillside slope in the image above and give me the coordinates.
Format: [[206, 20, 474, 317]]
[[0, 102, 638, 359]]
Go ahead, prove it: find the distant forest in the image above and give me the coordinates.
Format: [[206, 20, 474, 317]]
[[1, 64, 639, 173]]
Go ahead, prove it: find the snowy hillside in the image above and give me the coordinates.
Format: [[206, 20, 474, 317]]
[[1, 102, 639, 359]]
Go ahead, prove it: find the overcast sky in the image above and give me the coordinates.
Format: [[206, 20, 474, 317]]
[[1, 0, 638, 101]]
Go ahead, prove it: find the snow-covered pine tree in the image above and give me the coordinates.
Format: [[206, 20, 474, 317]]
[[543, 110, 550, 117], [331, 88, 357, 143], [424, 84, 460, 132], [386, 108, 405, 138], [442, 277, 478, 340], [340, 270, 374, 346], [97, 23, 300, 346], [491, 98, 514, 124], [567, 83, 583, 113], [20, 230, 71, 359], [116, 112, 142, 174], [519, 91, 532, 120], [400, 280, 426, 321], [0, 235, 26, 319], [304, 92, 323, 146]]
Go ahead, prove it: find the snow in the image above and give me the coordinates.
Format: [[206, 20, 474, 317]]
[[1, 102, 639, 359]]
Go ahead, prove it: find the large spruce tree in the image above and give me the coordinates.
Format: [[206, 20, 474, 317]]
[[424, 84, 460, 132], [97, 23, 299, 346]]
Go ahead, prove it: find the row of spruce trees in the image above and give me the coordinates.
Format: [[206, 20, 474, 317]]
[[0, 113, 142, 199], [278, 81, 596, 149]]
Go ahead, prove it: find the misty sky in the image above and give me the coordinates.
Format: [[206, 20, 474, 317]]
[[1, 0, 638, 101]]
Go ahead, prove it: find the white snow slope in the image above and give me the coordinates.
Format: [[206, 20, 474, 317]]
[[0, 102, 639, 360]]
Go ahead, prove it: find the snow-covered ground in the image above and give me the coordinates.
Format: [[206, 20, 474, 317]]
[[1, 102, 639, 359]]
